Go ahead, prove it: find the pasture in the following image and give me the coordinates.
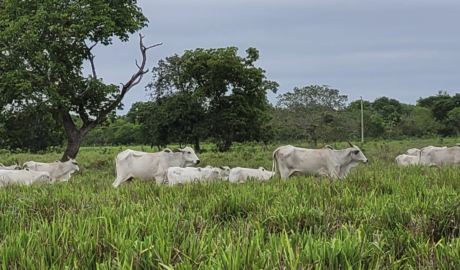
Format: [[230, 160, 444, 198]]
[[1, 139, 460, 269]]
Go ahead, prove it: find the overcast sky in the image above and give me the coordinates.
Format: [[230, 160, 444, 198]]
[[83, 0, 460, 115]]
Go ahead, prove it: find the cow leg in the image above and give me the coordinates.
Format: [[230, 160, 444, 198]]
[[277, 166, 292, 181], [153, 172, 167, 185], [113, 174, 134, 188]]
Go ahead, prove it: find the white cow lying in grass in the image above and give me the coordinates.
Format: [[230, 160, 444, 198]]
[[0, 169, 51, 188], [22, 157, 80, 183], [0, 160, 21, 170], [165, 166, 221, 186], [228, 167, 275, 183], [205, 165, 231, 180], [395, 154, 420, 166]]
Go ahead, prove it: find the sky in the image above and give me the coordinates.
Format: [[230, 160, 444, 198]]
[[83, 0, 460, 115]]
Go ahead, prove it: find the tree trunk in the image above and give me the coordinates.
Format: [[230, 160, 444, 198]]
[[60, 112, 92, 161], [221, 125, 235, 152], [310, 128, 318, 147], [62, 132, 83, 161], [193, 137, 200, 152]]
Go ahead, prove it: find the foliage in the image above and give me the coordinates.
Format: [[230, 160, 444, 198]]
[[0, 0, 159, 160], [2, 140, 460, 268], [275, 85, 350, 146], [0, 106, 64, 152], [145, 47, 279, 152]]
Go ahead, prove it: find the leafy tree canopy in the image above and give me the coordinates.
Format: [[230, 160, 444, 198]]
[[0, 0, 161, 160]]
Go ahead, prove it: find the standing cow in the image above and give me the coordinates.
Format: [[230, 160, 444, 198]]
[[22, 157, 80, 182], [112, 147, 200, 187], [419, 145, 460, 166], [272, 141, 368, 180]]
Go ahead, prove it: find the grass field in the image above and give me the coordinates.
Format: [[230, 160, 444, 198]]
[[1, 138, 460, 269]]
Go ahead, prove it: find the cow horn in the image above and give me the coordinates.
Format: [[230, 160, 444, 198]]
[[347, 141, 353, 148]]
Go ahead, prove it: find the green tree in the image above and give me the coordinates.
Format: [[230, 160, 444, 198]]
[[0, 106, 64, 152], [127, 101, 171, 150], [149, 47, 278, 152], [0, 0, 162, 161], [276, 85, 348, 146], [398, 106, 440, 138]]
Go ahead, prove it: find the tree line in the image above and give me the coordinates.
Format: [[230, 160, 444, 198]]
[[1, 81, 458, 153], [1, 0, 458, 157]]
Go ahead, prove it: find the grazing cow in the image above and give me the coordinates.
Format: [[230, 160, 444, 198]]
[[165, 166, 220, 186], [395, 154, 420, 166], [22, 157, 80, 182], [272, 141, 368, 180], [205, 165, 231, 180], [228, 167, 275, 183], [418, 145, 460, 166], [112, 147, 200, 188], [0, 160, 21, 170], [0, 169, 51, 188]]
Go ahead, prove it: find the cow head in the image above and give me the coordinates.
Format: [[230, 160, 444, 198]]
[[347, 141, 368, 164], [405, 148, 421, 156], [176, 147, 200, 165], [65, 156, 80, 171], [218, 166, 231, 178]]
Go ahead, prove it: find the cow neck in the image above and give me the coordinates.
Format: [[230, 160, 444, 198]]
[[331, 148, 359, 176], [52, 161, 74, 178], [168, 152, 187, 167]]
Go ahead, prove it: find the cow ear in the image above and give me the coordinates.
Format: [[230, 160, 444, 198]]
[[353, 150, 359, 154]]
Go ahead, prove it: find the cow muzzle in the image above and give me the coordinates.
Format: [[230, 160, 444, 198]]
[[196, 160, 201, 164], [363, 159, 369, 164]]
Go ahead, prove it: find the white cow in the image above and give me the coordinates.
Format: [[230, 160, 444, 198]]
[[272, 141, 368, 180], [113, 147, 200, 187], [0, 169, 51, 188], [395, 154, 420, 166], [419, 145, 460, 166], [22, 157, 80, 182], [0, 160, 21, 170], [228, 167, 275, 183], [165, 166, 220, 186], [205, 165, 231, 180], [406, 146, 447, 156], [405, 148, 421, 156]]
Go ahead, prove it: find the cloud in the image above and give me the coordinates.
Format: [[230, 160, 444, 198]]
[[82, 0, 460, 114]]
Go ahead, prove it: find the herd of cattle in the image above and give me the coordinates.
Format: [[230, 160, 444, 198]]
[[395, 143, 460, 167], [1, 141, 460, 188]]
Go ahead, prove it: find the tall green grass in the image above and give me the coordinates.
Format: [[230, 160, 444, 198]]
[[1, 139, 460, 269]]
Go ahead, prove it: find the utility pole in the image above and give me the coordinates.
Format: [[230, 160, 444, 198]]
[[360, 96, 364, 144]]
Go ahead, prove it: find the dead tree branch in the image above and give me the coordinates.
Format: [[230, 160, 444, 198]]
[[88, 33, 162, 127], [76, 41, 98, 97]]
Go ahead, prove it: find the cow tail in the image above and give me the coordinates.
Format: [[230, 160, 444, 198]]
[[418, 148, 423, 165], [272, 147, 280, 176]]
